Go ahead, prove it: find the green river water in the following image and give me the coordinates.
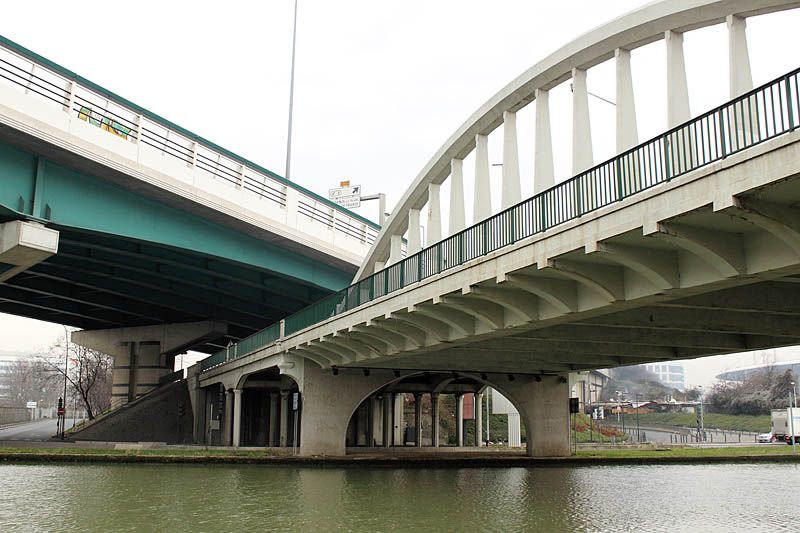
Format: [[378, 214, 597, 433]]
[[0, 463, 796, 532]]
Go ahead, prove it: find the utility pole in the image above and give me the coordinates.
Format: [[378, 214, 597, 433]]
[[284, 0, 299, 181], [791, 381, 797, 455]]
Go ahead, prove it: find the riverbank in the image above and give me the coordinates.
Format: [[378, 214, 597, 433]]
[[631, 412, 770, 433], [0, 444, 797, 467]]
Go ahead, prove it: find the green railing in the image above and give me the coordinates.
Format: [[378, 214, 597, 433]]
[[201, 66, 800, 373], [201, 322, 280, 371]]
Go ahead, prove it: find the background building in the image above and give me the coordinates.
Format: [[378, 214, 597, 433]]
[[643, 363, 685, 391], [716, 360, 800, 382]]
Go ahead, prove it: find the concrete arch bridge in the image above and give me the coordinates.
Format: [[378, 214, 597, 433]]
[[162, 1, 800, 455]]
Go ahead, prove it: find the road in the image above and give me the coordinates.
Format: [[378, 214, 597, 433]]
[[0, 418, 76, 441]]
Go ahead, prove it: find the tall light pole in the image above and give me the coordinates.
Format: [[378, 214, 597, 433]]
[[790, 380, 797, 455], [61, 325, 70, 439], [284, 0, 299, 181]]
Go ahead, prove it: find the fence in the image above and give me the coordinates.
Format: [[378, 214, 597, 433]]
[[0, 36, 379, 246]]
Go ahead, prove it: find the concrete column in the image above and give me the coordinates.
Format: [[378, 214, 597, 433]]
[[408, 209, 421, 254], [448, 159, 466, 235], [427, 183, 442, 244], [501, 111, 521, 209], [232, 388, 243, 448], [388, 234, 403, 265], [279, 390, 290, 447], [72, 320, 227, 410], [727, 15, 753, 99], [383, 393, 392, 447], [127, 342, 139, 404], [473, 134, 491, 222], [665, 30, 691, 128], [455, 393, 464, 447], [370, 396, 381, 447], [394, 393, 405, 445], [534, 88, 554, 194], [268, 392, 279, 446], [500, 375, 570, 457], [727, 14, 755, 149], [297, 364, 396, 456], [414, 393, 422, 447], [475, 392, 483, 446], [571, 67, 593, 175], [431, 393, 440, 447], [188, 365, 206, 444], [224, 389, 234, 446], [615, 48, 638, 152]]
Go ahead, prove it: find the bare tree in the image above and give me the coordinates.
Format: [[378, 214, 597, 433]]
[[5, 358, 61, 408], [40, 340, 113, 420]]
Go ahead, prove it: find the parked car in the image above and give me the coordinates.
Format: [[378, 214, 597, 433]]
[[757, 432, 775, 443]]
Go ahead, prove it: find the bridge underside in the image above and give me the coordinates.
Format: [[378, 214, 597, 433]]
[[349, 276, 800, 375]]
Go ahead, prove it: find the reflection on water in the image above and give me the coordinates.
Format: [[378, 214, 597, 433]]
[[0, 463, 797, 532]]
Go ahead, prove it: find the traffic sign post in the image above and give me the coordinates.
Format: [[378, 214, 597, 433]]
[[328, 183, 362, 209]]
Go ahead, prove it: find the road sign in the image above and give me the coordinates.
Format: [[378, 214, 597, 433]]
[[57, 407, 65, 416], [26, 401, 37, 409], [328, 184, 361, 209], [292, 392, 300, 411]]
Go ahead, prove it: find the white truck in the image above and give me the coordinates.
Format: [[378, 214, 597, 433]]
[[770, 408, 800, 444]]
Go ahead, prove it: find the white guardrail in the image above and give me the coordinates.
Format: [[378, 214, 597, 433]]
[[0, 36, 380, 253]]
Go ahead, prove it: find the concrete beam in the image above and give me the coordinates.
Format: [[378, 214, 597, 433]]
[[585, 307, 800, 338], [650, 222, 746, 277], [0, 221, 59, 282], [513, 324, 748, 350], [72, 320, 228, 358]]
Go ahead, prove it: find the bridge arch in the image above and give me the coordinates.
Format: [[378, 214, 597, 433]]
[[356, 0, 800, 280], [344, 371, 531, 450]]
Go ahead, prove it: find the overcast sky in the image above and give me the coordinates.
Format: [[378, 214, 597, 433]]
[[1, 1, 799, 386]]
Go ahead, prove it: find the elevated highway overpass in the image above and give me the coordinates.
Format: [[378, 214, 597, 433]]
[[193, 0, 800, 457], [0, 35, 379, 406]]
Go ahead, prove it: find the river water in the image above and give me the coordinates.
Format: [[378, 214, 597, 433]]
[[0, 463, 796, 532]]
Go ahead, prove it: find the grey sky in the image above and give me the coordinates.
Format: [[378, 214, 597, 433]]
[[1, 1, 799, 386]]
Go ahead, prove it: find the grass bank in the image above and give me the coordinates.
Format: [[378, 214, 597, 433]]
[[0, 445, 796, 467], [631, 412, 770, 433]]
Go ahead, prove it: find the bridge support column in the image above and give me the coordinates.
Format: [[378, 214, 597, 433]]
[[232, 388, 243, 448], [72, 321, 227, 409], [455, 393, 464, 447], [502, 375, 570, 457], [383, 393, 392, 447], [187, 365, 206, 444], [269, 392, 279, 446], [280, 391, 290, 447], [394, 393, 405, 445], [475, 392, 483, 446], [224, 389, 234, 446], [298, 365, 396, 456], [414, 393, 422, 447], [431, 393, 440, 448]]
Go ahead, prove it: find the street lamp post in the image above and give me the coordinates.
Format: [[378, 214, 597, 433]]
[[791, 381, 797, 455], [284, 0, 299, 181], [60, 325, 69, 439]]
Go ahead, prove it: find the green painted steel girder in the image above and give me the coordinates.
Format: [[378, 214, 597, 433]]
[[0, 143, 353, 292]]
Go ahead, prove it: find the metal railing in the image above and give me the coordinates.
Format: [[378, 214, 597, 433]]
[[158, 369, 185, 386], [200, 67, 800, 373], [0, 36, 379, 245]]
